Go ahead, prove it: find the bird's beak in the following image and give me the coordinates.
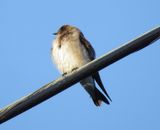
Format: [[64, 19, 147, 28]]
[[53, 32, 57, 35]]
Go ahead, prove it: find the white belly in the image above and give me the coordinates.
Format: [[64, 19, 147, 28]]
[[52, 39, 90, 74]]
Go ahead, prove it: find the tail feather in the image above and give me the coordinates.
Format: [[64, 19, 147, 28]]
[[92, 87, 110, 106], [92, 72, 112, 102], [80, 77, 110, 106]]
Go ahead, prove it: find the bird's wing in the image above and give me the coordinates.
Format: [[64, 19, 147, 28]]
[[79, 32, 95, 60], [80, 32, 111, 102], [92, 72, 112, 101]]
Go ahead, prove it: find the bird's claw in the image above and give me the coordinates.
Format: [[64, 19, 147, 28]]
[[62, 72, 67, 76], [71, 67, 78, 72]]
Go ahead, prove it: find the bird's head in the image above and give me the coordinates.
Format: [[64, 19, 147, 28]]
[[53, 25, 80, 41]]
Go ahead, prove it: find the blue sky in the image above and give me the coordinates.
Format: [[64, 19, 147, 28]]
[[0, 0, 160, 129]]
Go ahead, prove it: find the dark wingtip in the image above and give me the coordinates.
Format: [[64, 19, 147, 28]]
[[92, 72, 112, 102], [105, 92, 112, 102]]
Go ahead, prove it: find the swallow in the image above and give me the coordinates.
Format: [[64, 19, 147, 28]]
[[51, 25, 111, 106]]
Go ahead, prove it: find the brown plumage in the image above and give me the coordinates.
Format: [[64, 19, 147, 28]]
[[51, 25, 111, 106]]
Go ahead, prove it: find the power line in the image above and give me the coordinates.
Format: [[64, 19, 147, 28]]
[[0, 26, 160, 124]]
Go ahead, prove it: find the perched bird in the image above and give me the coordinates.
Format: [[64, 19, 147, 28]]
[[51, 25, 111, 106]]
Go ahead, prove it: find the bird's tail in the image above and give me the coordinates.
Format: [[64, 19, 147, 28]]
[[91, 87, 110, 106], [80, 78, 110, 106]]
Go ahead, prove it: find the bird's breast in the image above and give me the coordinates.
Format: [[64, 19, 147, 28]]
[[52, 39, 90, 74]]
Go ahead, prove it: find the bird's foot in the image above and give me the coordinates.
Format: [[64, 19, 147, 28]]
[[62, 67, 78, 77], [71, 67, 78, 72], [62, 72, 67, 76]]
